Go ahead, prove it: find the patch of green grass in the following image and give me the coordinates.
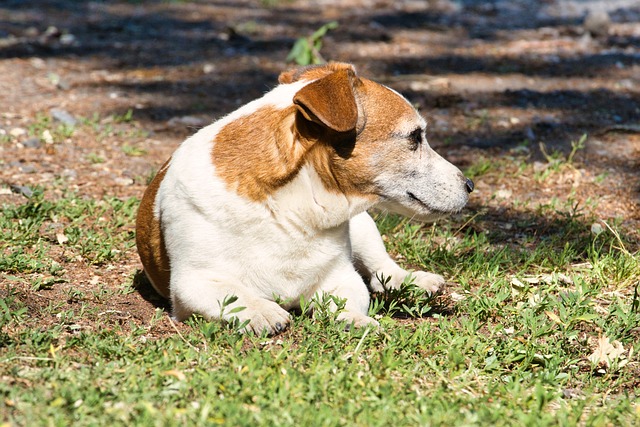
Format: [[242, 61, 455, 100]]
[[535, 134, 587, 182], [0, 188, 138, 273], [1, 145, 639, 425], [86, 152, 105, 164], [121, 143, 148, 157]]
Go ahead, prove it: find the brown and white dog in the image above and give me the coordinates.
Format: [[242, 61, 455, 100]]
[[136, 63, 473, 334]]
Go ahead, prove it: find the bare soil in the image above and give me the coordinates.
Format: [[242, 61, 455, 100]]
[[1, 0, 639, 335]]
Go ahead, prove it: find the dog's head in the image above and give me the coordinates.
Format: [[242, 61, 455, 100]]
[[280, 62, 473, 221]]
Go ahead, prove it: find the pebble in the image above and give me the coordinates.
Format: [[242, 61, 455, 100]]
[[10, 184, 34, 198], [494, 189, 513, 199], [42, 130, 54, 144], [21, 137, 41, 148], [115, 177, 134, 186], [167, 115, 208, 128], [19, 164, 37, 174], [61, 169, 77, 179], [591, 222, 604, 235], [59, 33, 77, 46], [584, 9, 611, 38], [523, 126, 536, 141], [9, 127, 27, 138], [50, 108, 77, 126]]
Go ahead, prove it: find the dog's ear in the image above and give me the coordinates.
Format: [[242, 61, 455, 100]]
[[293, 69, 359, 134]]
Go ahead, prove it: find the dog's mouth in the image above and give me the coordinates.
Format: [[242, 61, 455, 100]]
[[406, 191, 449, 215]]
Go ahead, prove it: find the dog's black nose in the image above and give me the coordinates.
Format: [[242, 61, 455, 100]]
[[465, 178, 474, 193]]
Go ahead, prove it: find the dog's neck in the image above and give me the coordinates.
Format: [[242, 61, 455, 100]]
[[266, 164, 375, 235]]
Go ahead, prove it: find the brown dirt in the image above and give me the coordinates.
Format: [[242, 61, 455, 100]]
[[1, 0, 639, 335]]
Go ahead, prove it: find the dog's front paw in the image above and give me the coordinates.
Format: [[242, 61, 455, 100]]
[[337, 311, 380, 331], [230, 299, 291, 336], [409, 271, 445, 295]]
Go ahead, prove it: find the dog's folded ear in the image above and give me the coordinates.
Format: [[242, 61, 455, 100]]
[[293, 69, 359, 134]]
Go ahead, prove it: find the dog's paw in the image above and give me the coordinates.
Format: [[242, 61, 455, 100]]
[[230, 299, 291, 336], [410, 271, 445, 295], [337, 311, 380, 331]]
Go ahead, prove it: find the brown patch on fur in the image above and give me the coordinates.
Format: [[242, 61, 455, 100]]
[[278, 62, 356, 84], [213, 66, 366, 202], [136, 159, 171, 298], [212, 105, 309, 201]]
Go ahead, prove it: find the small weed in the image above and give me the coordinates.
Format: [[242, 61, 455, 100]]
[[121, 143, 147, 157], [26, 113, 76, 144], [536, 133, 587, 182], [86, 152, 105, 164], [464, 156, 494, 178], [65, 288, 85, 303], [113, 109, 134, 124], [287, 21, 338, 65], [0, 289, 28, 326], [466, 108, 490, 129], [260, 0, 295, 6], [369, 275, 435, 318]]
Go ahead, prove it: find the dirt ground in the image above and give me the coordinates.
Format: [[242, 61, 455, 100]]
[[1, 0, 639, 336]]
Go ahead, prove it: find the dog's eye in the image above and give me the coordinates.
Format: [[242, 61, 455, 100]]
[[408, 129, 423, 151]]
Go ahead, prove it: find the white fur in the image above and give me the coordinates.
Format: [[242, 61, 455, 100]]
[[151, 75, 469, 334]]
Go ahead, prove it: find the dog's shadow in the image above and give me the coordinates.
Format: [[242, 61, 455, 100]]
[[132, 270, 171, 312]]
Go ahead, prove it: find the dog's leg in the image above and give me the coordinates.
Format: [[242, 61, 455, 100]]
[[170, 271, 291, 335], [316, 260, 379, 329], [349, 212, 444, 295]]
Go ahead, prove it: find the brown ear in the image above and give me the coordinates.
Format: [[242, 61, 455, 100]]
[[293, 69, 359, 133]]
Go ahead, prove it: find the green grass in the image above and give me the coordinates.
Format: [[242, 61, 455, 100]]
[[0, 188, 137, 273], [1, 163, 639, 425]]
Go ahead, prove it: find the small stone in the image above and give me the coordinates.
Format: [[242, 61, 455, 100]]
[[24, 27, 40, 37], [59, 33, 77, 46], [19, 164, 36, 174], [9, 184, 34, 198], [61, 169, 77, 179], [29, 57, 46, 69], [56, 79, 71, 91], [115, 177, 134, 186], [22, 137, 41, 148], [50, 108, 77, 126], [523, 126, 536, 141], [43, 26, 61, 38], [591, 222, 604, 235], [562, 388, 584, 399], [167, 115, 208, 128], [584, 9, 611, 38], [42, 130, 54, 144], [494, 189, 512, 199], [9, 127, 27, 138]]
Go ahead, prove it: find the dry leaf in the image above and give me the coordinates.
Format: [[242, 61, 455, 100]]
[[56, 232, 69, 245], [588, 336, 626, 369], [545, 310, 563, 325]]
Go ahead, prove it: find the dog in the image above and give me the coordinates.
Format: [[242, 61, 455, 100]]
[[136, 62, 473, 335]]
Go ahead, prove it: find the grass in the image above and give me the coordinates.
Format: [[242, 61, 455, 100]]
[[1, 155, 639, 425]]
